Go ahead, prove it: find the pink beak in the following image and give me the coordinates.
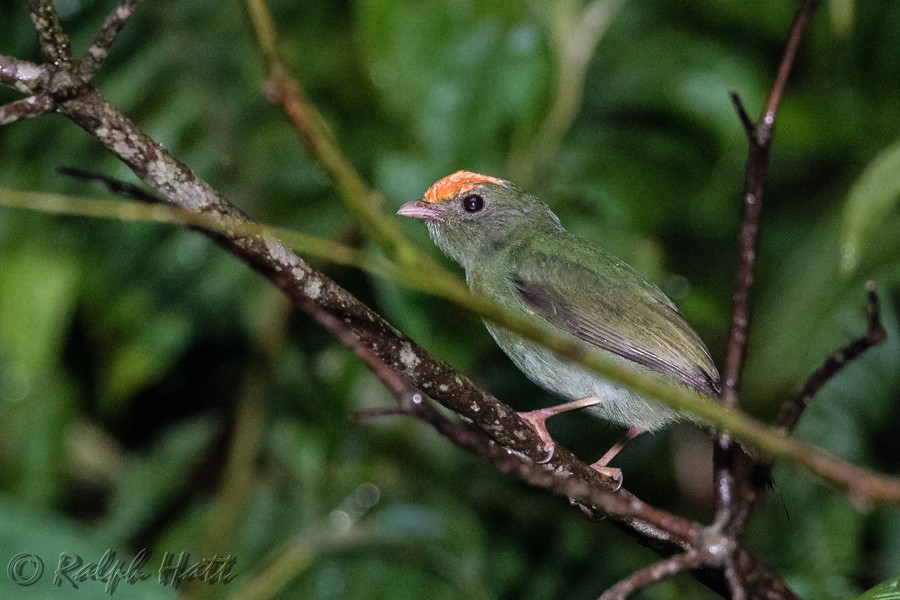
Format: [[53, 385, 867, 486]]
[[396, 200, 440, 220]]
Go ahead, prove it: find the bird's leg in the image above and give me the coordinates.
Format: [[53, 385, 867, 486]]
[[517, 396, 602, 463], [590, 425, 644, 489]]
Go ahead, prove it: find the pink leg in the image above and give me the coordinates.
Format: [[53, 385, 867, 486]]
[[517, 396, 602, 463], [590, 425, 643, 489]]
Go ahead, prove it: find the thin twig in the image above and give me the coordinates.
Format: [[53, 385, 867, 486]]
[[0, 55, 47, 94], [56, 167, 163, 203], [598, 549, 708, 600], [27, 0, 73, 66], [778, 281, 887, 432], [725, 556, 749, 600], [80, 0, 146, 79], [0, 2, 891, 596], [243, 0, 418, 260], [722, 0, 822, 407], [0, 94, 52, 125], [714, 2, 822, 595], [730, 93, 754, 137]]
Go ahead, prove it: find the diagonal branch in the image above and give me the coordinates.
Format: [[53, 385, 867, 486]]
[[27, 0, 73, 67], [598, 549, 709, 600], [777, 281, 887, 432], [80, 0, 146, 79], [0, 55, 47, 94], [7, 0, 900, 507], [0, 94, 52, 125]]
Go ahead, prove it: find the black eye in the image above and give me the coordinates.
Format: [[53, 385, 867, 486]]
[[462, 194, 484, 213]]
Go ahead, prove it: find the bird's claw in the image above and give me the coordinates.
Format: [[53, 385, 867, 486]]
[[535, 441, 555, 464], [592, 465, 624, 491], [516, 408, 559, 465]]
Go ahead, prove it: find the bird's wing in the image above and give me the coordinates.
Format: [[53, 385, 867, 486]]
[[509, 236, 720, 396]]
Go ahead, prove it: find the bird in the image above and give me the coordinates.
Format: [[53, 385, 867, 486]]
[[396, 171, 720, 485]]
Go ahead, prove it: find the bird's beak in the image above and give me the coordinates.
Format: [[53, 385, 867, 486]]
[[396, 199, 440, 220]]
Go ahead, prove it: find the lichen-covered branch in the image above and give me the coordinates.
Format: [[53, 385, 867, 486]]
[[3, 0, 898, 506], [0, 93, 52, 125], [0, 1, 894, 597], [80, 0, 146, 79]]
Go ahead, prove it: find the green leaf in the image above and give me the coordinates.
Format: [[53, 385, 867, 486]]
[[855, 577, 900, 600], [840, 139, 900, 273]]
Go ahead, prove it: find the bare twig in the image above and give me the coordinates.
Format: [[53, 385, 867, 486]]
[[27, 0, 73, 66], [0, 94, 52, 125], [714, 2, 823, 597], [730, 93, 754, 137], [598, 549, 708, 600], [0, 1, 891, 597], [243, 0, 418, 260], [0, 54, 47, 94], [56, 167, 163, 203], [778, 281, 887, 432], [80, 0, 146, 79], [725, 557, 749, 600], [722, 0, 822, 408], [3, 0, 899, 507], [0, 55, 47, 94]]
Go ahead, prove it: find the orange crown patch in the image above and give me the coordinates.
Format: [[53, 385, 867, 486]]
[[422, 171, 507, 204]]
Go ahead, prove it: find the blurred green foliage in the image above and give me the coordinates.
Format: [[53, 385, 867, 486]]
[[1, 0, 899, 598]]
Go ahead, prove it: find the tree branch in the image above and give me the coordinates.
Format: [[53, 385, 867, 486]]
[[777, 281, 887, 432], [0, 1, 891, 597], [714, 2, 823, 597], [27, 0, 73, 67], [0, 55, 47, 94], [598, 549, 709, 600], [80, 0, 146, 79], [722, 0, 822, 409], [0, 94, 52, 125]]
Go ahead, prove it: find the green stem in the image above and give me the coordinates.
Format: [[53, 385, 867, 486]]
[[2, 188, 899, 502]]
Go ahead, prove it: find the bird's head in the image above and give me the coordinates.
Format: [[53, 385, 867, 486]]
[[397, 171, 563, 271]]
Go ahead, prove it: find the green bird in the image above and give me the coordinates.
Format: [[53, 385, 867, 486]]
[[397, 171, 719, 484]]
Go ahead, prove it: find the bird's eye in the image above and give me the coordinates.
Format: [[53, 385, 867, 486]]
[[462, 194, 484, 213]]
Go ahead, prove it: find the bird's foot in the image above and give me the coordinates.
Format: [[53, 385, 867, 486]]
[[516, 396, 602, 464], [589, 426, 644, 490], [516, 408, 557, 463], [590, 464, 624, 491]]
